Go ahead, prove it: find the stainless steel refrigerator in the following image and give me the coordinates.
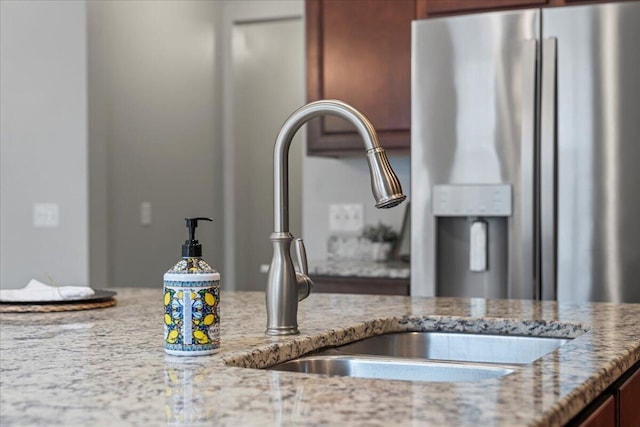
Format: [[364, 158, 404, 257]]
[[411, 2, 640, 303]]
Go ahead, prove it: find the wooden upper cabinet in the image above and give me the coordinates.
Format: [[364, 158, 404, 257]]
[[306, 0, 416, 157]]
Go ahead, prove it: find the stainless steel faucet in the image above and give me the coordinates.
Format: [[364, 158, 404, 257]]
[[266, 99, 407, 336]]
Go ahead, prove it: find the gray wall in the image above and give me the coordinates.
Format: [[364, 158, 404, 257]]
[[1, 0, 88, 288], [88, 0, 223, 287]]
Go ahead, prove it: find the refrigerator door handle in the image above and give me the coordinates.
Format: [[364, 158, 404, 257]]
[[540, 37, 557, 300], [517, 38, 538, 299]]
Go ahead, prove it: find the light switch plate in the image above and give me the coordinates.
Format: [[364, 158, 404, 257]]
[[33, 203, 59, 228], [140, 202, 152, 226]]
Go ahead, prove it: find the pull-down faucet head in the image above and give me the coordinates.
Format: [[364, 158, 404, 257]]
[[366, 147, 407, 209], [266, 99, 406, 336]]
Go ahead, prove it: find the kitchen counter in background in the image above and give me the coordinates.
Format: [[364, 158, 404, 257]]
[[309, 260, 410, 295], [1, 288, 639, 426], [309, 259, 410, 279]]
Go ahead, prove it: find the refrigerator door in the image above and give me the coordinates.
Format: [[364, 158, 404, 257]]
[[411, 10, 539, 297], [542, 2, 640, 303]]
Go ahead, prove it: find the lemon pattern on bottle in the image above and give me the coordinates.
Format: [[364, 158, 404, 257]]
[[164, 288, 218, 348]]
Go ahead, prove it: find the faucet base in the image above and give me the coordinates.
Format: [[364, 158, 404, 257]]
[[266, 232, 305, 336], [265, 326, 300, 336]]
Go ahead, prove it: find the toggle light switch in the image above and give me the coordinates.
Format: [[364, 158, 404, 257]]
[[140, 202, 152, 226]]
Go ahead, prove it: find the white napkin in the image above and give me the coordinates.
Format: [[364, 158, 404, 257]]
[[0, 279, 95, 302]]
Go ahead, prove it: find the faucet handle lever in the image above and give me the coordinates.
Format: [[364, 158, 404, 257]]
[[292, 238, 309, 275]]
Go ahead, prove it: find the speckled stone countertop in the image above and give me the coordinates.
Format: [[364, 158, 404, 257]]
[[309, 260, 410, 279], [1, 289, 639, 426]]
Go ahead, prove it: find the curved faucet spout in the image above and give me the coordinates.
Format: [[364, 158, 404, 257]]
[[266, 99, 407, 336], [273, 99, 406, 233]]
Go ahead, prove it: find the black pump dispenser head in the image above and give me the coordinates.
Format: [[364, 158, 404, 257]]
[[182, 217, 213, 258]]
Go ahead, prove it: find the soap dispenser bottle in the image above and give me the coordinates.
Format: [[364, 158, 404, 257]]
[[164, 217, 220, 356]]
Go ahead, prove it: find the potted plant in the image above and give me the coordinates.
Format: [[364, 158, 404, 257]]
[[362, 222, 398, 262]]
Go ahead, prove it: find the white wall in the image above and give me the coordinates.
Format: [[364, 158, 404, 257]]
[[88, 0, 223, 287], [1, 0, 88, 288]]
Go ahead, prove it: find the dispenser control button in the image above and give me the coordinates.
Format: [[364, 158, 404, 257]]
[[432, 184, 511, 217]]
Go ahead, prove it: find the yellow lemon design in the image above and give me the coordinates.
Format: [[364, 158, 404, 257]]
[[164, 314, 172, 325], [167, 370, 178, 383], [164, 292, 170, 306], [193, 330, 209, 344], [177, 291, 183, 299], [203, 314, 215, 325], [204, 293, 216, 306], [166, 329, 179, 344]]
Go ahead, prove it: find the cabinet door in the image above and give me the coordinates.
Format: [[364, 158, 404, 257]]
[[618, 366, 640, 427], [311, 275, 410, 295], [576, 395, 616, 427], [306, 0, 415, 156]]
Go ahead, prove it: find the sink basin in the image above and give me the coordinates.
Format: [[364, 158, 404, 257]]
[[329, 332, 571, 365], [269, 355, 514, 382], [255, 331, 573, 383]]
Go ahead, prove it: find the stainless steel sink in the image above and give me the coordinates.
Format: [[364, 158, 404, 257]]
[[330, 332, 571, 365], [269, 355, 514, 382], [262, 331, 572, 383]]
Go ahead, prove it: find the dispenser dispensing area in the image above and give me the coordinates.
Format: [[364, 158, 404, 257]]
[[432, 185, 512, 299]]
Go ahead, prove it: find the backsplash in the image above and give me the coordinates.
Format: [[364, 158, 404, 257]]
[[327, 234, 376, 261]]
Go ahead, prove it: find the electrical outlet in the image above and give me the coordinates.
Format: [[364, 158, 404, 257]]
[[329, 204, 344, 232], [33, 203, 59, 228], [329, 203, 364, 232], [343, 204, 363, 232]]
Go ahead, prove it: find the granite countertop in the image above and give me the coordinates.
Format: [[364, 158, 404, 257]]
[[1, 288, 639, 426], [309, 260, 410, 279]]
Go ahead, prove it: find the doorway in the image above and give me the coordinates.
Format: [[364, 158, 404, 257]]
[[230, 17, 304, 291]]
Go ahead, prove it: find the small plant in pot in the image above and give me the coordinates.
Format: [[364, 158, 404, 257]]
[[362, 222, 398, 262]]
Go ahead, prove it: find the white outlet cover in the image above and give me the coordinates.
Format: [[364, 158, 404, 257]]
[[33, 203, 59, 228], [329, 204, 345, 232], [329, 203, 364, 233], [343, 204, 364, 232]]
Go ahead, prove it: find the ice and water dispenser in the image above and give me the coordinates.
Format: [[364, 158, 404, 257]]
[[432, 184, 512, 298]]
